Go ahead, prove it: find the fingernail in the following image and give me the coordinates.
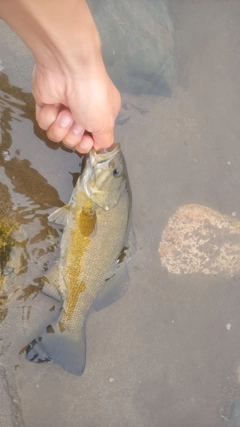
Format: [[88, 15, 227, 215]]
[[60, 114, 73, 128], [72, 124, 84, 135]]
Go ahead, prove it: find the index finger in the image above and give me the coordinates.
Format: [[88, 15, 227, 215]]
[[92, 128, 115, 152]]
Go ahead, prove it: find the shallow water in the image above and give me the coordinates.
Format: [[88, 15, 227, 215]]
[[1, 1, 240, 426]]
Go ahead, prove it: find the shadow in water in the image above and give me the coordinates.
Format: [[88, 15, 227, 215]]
[[0, 73, 68, 321], [0, 72, 60, 151]]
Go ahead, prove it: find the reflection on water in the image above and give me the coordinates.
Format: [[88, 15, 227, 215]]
[[0, 72, 65, 325]]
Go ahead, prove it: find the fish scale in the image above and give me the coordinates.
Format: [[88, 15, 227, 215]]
[[61, 190, 130, 331]]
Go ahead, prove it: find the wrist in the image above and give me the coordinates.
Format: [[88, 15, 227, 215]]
[[35, 27, 103, 78]]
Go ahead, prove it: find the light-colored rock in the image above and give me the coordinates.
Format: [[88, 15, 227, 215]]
[[159, 204, 240, 275]]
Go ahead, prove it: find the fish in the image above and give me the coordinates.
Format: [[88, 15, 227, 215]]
[[25, 143, 134, 376]]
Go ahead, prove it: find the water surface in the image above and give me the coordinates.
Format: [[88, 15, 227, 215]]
[[1, 1, 240, 426]]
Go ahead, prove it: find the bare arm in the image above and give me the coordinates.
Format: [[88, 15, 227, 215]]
[[0, 0, 121, 153]]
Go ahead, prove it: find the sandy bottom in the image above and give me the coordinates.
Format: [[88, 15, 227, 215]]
[[1, 1, 240, 426]]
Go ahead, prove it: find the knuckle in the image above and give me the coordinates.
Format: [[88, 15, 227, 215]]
[[37, 120, 49, 131], [61, 136, 76, 148], [36, 105, 58, 130], [47, 130, 62, 143], [36, 113, 51, 131]]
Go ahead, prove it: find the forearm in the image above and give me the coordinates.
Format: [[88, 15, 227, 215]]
[[0, 0, 121, 152], [0, 0, 103, 74]]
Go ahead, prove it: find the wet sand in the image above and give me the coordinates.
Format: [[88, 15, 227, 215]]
[[1, 1, 240, 426]]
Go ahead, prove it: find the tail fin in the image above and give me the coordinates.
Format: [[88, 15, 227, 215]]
[[25, 322, 86, 376]]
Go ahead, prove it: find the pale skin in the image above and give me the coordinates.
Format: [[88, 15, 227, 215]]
[[0, 0, 121, 153]]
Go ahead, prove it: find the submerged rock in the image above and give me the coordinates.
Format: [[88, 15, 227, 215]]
[[159, 204, 240, 275], [89, 0, 174, 96], [228, 400, 240, 427]]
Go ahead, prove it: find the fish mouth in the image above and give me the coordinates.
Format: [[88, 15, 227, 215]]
[[88, 143, 120, 172], [82, 143, 121, 199], [92, 142, 120, 164], [97, 142, 120, 154]]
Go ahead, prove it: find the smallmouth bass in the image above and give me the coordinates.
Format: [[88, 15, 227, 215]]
[[25, 143, 133, 375]]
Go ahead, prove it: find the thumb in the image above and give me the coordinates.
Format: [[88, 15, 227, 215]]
[[92, 128, 115, 151]]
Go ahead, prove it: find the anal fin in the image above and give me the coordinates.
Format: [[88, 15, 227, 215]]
[[94, 226, 136, 312], [94, 262, 129, 312]]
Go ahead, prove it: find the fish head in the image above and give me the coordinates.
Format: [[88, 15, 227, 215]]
[[81, 143, 128, 210]]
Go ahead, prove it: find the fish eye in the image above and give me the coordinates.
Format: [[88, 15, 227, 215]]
[[113, 168, 120, 177]]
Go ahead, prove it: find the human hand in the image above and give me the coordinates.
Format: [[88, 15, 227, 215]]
[[0, 0, 121, 154], [33, 62, 121, 154]]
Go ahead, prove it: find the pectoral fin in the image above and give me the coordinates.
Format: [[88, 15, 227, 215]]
[[48, 204, 71, 226]]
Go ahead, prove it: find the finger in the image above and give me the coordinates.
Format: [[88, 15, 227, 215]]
[[61, 122, 85, 148], [74, 134, 94, 154], [47, 110, 75, 143], [36, 104, 62, 131], [92, 128, 114, 152]]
